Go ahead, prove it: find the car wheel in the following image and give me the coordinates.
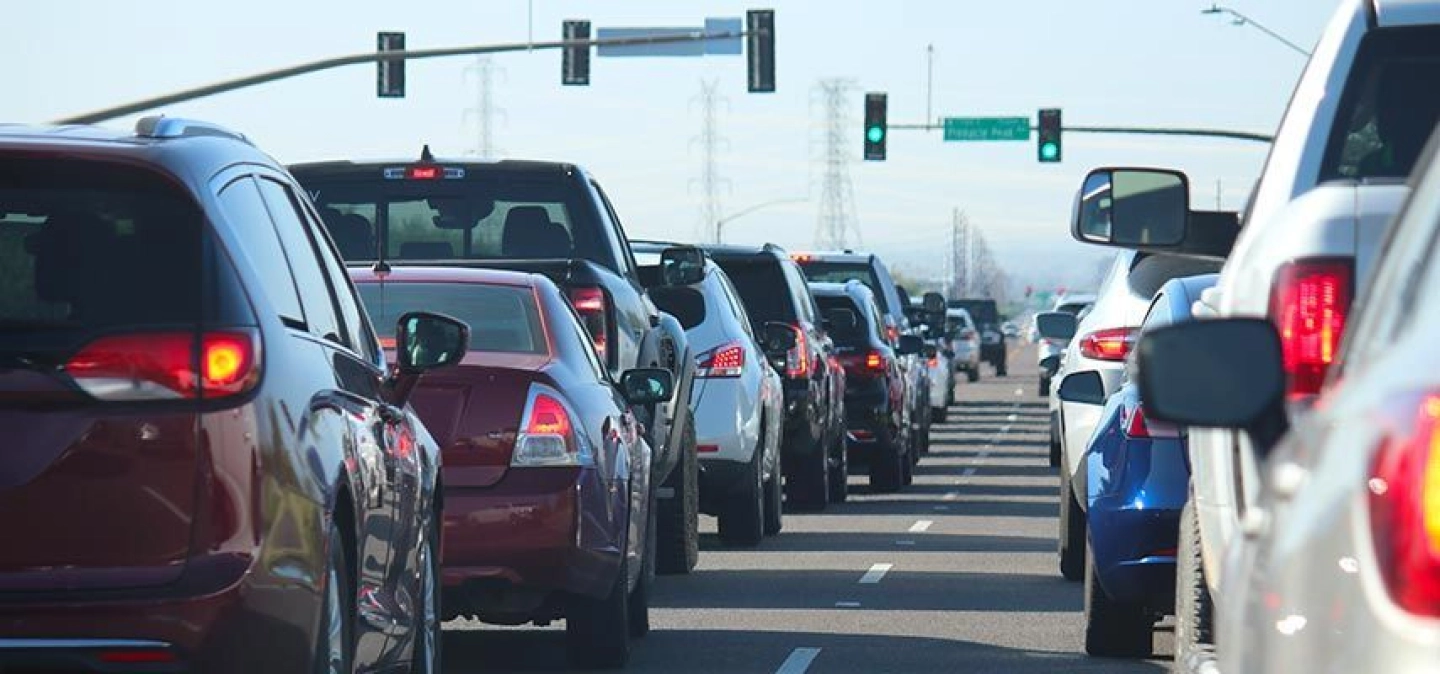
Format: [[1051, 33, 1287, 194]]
[[931, 406, 948, 424], [786, 432, 831, 512], [1059, 474, 1086, 582], [566, 549, 632, 668], [967, 368, 979, 383], [763, 465, 784, 536], [900, 443, 914, 487], [656, 411, 699, 575], [409, 513, 442, 673], [629, 490, 656, 639], [314, 519, 354, 674], [826, 435, 849, 504], [718, 443, 764, 547], [1084, 546, 1154, 658], [869, 429, 903, 493], [1048, 424, 1062, 469], [1174, 500, 1216, 670], [1038, 375, 1050, 398]]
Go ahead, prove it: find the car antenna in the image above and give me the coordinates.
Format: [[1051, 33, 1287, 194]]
[[420, 144, 435, 163]]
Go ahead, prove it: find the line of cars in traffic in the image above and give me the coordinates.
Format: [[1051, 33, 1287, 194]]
[[1037, 0, 1440, 669], [0, 117, 994, 671]]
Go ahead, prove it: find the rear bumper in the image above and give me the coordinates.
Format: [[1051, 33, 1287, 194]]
[[981, 343, 1006, 362], [441, 466, 623, 620], [1083, 433, 1188, 612], [693, 378, 756, 464]]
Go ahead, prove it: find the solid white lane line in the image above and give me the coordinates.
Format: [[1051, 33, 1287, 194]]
[[859, 563, 893, 584], [776, 648, 822, 674], [835, 601, 862, 608], [908, 520, 934, 533]]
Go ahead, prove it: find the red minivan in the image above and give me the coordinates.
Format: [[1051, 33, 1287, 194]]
[[351, 266, 669, 668], [0, 119, 466, 672]]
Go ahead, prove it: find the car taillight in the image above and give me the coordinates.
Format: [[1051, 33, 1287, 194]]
[[865, 350, 887, 372], [1270, 259, 1352, 399], [512, 388, 592, 467], [886, 324, 900, 345], [785, 324, 811, 378], [697, 342, 745, 378], [1124, 404, 1178, 439], [1368, 393, 1440, 617], [927, 355, 939, 368], [569, 286, 610, 364], [65, 330, 260, 401], [1079, 327, 1137, 362]]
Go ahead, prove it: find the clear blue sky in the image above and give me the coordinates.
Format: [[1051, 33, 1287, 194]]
[[10, 0, 1330, 291]]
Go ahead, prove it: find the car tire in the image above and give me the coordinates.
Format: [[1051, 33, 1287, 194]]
[[900, 443, 914, 487], [869, 430, 903, 493], [656, 411, 699, 575], [786, 432, 831, 512], [718, 444, 765, 547], [566, 549, 632, 669], [1059, 474, 1086, 582], [931, 406, 948, 424], [1048, 423, 1062, 469], [1084, 547, 1155, 658], [1038, 376, 1050, 398], [826, 435, 849, 504], [763, 458, 784, 536], [629, 486, 657, 639], [1174, 500, 1216, 672], [409, 513, 442, 674], [967, 368, 979, 383], [314, 519, 355, 674]]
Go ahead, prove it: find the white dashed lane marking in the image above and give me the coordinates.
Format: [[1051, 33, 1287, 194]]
[[776, 648, 822, 674], [908, 520, 934, 533], [859, 563, 893, 584]]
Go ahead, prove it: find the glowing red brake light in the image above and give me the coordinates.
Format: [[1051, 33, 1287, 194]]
[[1368, 393, 1440, 617], [527, 393, 572, 437], [1270, 259, 1352, 399], [697, 343, 746, 378], [407, 166, 441, 180], [513, 388, 590, 467], [1079, 327, 1137, 362], [1124, 404, 1178, 439], [865, 351, 885, 371], [66, 330, 260, 401], [568, 286, 610, 363]]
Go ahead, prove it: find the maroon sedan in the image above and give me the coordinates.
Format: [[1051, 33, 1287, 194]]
[[350, 266, 668, 668]]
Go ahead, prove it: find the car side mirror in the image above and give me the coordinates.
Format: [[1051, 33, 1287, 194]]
[[921, 291, 947, 324], [386, 311, 471, 407], [1035, 311, 1078, 341], [660, 246, 706, 286], [762, 322, 798, 354], [1057, 370, 1106, 406], [1137, 319, 1288, 454], [619, 368, 675, 406], [897, 335, 924, 356], [1074, 167, 1189, 246]]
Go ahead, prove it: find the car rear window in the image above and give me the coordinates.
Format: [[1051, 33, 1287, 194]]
[[796, 261, 887, 312], [0, 158, 204, 354], [713, 258, 797, 323], [354, 282, 546, 354], [1323, 26, 1440, 181], [295, 173, 617, 270], [949, 300, 998, 327], [815, 294, 871, 348]]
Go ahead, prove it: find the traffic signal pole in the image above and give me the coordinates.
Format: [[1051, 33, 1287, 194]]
[[53, 30, 750, 126], [886, 121, 1274, 144]]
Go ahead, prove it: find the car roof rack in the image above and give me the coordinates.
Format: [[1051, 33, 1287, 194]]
[[134, 115, 250, 144]]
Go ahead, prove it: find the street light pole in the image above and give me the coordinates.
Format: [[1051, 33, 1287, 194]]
[[715, 197, 808, 243], [1201, 4, 1311, 58]]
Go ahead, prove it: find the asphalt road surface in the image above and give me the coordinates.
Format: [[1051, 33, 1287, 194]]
[[443, 345, 1173, 673]]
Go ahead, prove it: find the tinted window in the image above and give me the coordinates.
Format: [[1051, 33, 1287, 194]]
[[298, 195, 380, 361], [256, 178, 344, 343], [815, 294, 870, 347], [1056, 302, 1090, 315], [796, 261, 886, 312], [714, 258, 796, 323], [0, 159, 203, 351], [782, 262, 817, 323], [1323, 26, 1440, 181], [949, 300, 998, 327], [298, 175, 618, 270], [355, 282, 546, 354], [219, 177, 305, 326]]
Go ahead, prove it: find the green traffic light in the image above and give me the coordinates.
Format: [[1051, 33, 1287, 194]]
[[1040, 142, 1059, 161], [867, 126, 885, 143]]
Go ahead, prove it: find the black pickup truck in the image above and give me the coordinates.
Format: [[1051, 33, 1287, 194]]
[[290, 154, 702, 574]]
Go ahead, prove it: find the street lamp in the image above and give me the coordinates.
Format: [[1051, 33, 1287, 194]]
[[715, 197, 809, 243], [1201, 4, 1311, 58]]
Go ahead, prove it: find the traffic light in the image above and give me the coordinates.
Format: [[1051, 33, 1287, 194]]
[[562, 20, 591, 86], [864, 92, 887, 161], [747, 10, 776, 93], [377, 32, 405, 98], [1037, 108, 1062, 163]]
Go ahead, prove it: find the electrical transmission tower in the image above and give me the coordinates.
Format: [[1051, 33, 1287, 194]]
[[462, 57, 503, 156], [814, 79, 861, 249], [692, 79, 730, 243]]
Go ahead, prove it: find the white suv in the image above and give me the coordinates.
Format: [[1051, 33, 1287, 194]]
[[1066, 0, 1440, 669]]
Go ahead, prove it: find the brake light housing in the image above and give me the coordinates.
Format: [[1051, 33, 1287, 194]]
[[785, 324, 811, 378], [1123, 404, 1178, 439], [697, 342, 746, 378], [66, 330, 261, 401], [1079, 327, 1138, 362], [512, 386, 593, 467], [1270, 259, 1352, 399], [1368, 392, 1440, 617], [569, 286, 610, 365]]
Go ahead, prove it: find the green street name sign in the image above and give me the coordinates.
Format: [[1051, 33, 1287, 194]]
[[942, 117, 1032, 142]]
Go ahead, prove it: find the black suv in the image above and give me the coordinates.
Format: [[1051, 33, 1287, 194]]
[[809, 281, 922, 492], [0, 118, 464, 672], [703, 244, 848, 508], [949, 298, 1007, 376]]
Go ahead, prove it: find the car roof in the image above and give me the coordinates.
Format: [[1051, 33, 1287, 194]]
[[288, 156, 583, 179], [1374, 0, 1440, 27], [702, 243, 791, 259], [347, 265, 543, 288], [0, 120, 280, 185], [789, 251, 874, 264]]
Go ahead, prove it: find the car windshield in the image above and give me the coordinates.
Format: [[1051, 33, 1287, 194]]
[[297, 174, 617, 269], [0, 159, 203, 355], [354, 281, 546, 354], [795, 261, 887, 312], [1322, 26, 1440, 180]]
